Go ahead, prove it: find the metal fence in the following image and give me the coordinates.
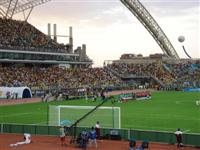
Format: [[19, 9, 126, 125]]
[[1, 123, 200, 147]]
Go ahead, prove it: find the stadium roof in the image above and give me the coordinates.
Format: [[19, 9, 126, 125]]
[[0, 0, 51, 20]]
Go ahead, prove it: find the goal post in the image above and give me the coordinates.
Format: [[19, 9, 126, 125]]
[[48, 105, 121, 129], [48, 105, 60, 126]]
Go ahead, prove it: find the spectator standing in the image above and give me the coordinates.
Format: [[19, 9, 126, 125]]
[[6, 91, 10, 99], [81, 129, 89, 150], [59, 126, 67, 146], [129, 139, 136, 150], [101, 89, 105, 100], [89, 126, 98, 148], [15, 92, 18, 99], [95, 121, 100, 139], [174, 128, 183, 148]]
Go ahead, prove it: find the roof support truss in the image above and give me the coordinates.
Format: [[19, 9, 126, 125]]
[[120, 0, 179, 59], [0, 0, 51, 20]]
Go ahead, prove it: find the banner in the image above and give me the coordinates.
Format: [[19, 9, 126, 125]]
[[135, 91, 151, 100], [183, 88, 200, 92], [118, 91, 151, 102]]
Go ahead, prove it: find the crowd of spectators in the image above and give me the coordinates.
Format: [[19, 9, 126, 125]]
[[0, 60, 199, 91], [108, 62, 174, 86], [0, 17, 199, 90], [0, 65, 122, 89], [0, 17, 67, 53], [108, 60, 200, 88], [164, 61, 200, 88]]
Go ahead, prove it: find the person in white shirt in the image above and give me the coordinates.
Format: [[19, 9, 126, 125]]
[[95, 121, 100, 139], [10, 133, 31, 147], [174, 128, 183, 148], [59, 126, 67, 146]]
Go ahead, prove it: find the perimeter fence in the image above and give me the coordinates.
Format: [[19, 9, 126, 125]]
[[1, 123, 199, 147]]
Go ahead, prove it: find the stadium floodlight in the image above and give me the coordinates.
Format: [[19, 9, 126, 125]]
[[48, 105, 121, 129], [0, 0, 51, 20]]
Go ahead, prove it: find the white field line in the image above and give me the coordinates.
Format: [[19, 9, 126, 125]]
[[0, 112, 44, 117], [183, 129, 191, 133], [129, 113, 200, 121], [34, 121, 47, 125], [61, 112, 200, 121], [124, 124, 176, 130], [124, 124, 193, 133], [0, 112, 31, 117]]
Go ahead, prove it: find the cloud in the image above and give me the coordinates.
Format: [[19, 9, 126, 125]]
[[13, 0, 199, 66], [142, 0, 200, 17]]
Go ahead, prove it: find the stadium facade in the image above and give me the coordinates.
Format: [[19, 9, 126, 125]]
[[0, 17, 92, 67], [0, 0, 199, 91], [0, 0, 92, 67]]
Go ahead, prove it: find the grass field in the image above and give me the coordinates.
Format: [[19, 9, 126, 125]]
[[0, 91, 200, 133]]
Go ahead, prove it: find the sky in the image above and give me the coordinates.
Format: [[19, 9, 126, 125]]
[[16, 0, 200, 67]]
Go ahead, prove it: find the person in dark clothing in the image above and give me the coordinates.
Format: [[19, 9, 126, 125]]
[[89, 127, 97, 148], [95, 121, 100, 139], [81, 129, 89, 149], [174, 128, 183, 148], [129, 139, 136, 150], [76, 133, 82, 147]]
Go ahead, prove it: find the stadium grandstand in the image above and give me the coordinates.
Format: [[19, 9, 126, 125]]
[[0, 0, 122, 96], [0, 0, 199, 96], [0, 0, 200, 149], [0, 0, 92, 65], [105, 53, 200, 90]]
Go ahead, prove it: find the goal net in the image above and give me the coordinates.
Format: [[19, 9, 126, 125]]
[[48, 105, 121, 129]]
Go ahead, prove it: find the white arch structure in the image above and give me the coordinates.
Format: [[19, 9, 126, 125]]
[[120, 0, 179, 59]]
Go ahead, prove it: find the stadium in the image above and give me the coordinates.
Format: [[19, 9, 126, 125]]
[[0, 0, 200, 150]]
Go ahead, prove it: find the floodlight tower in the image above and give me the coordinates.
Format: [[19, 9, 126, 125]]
[[120, 0, 180, 59], [0, 0, 51, 20]]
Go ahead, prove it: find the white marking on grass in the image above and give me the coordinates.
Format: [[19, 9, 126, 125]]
[[0, 111, 45, 118], [131, 113, 200, 121], [34, 121, 47, 125], [183, 129, 191, 133], [0, 112, 31, 117], [125, 124, 176, 131], [1, 121, 48, 126]]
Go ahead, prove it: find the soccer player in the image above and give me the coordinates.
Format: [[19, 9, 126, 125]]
[[10, 133, 31, 147], [196, 100, 200, 105]]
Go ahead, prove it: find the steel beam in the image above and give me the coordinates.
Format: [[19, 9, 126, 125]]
[[120, 0, 179, 59]]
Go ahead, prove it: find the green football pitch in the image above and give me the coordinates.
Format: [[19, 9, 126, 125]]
[[0, 91, 200, 133]]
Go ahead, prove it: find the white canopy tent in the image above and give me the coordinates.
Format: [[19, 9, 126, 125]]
[[0, 87, 32, 99]]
